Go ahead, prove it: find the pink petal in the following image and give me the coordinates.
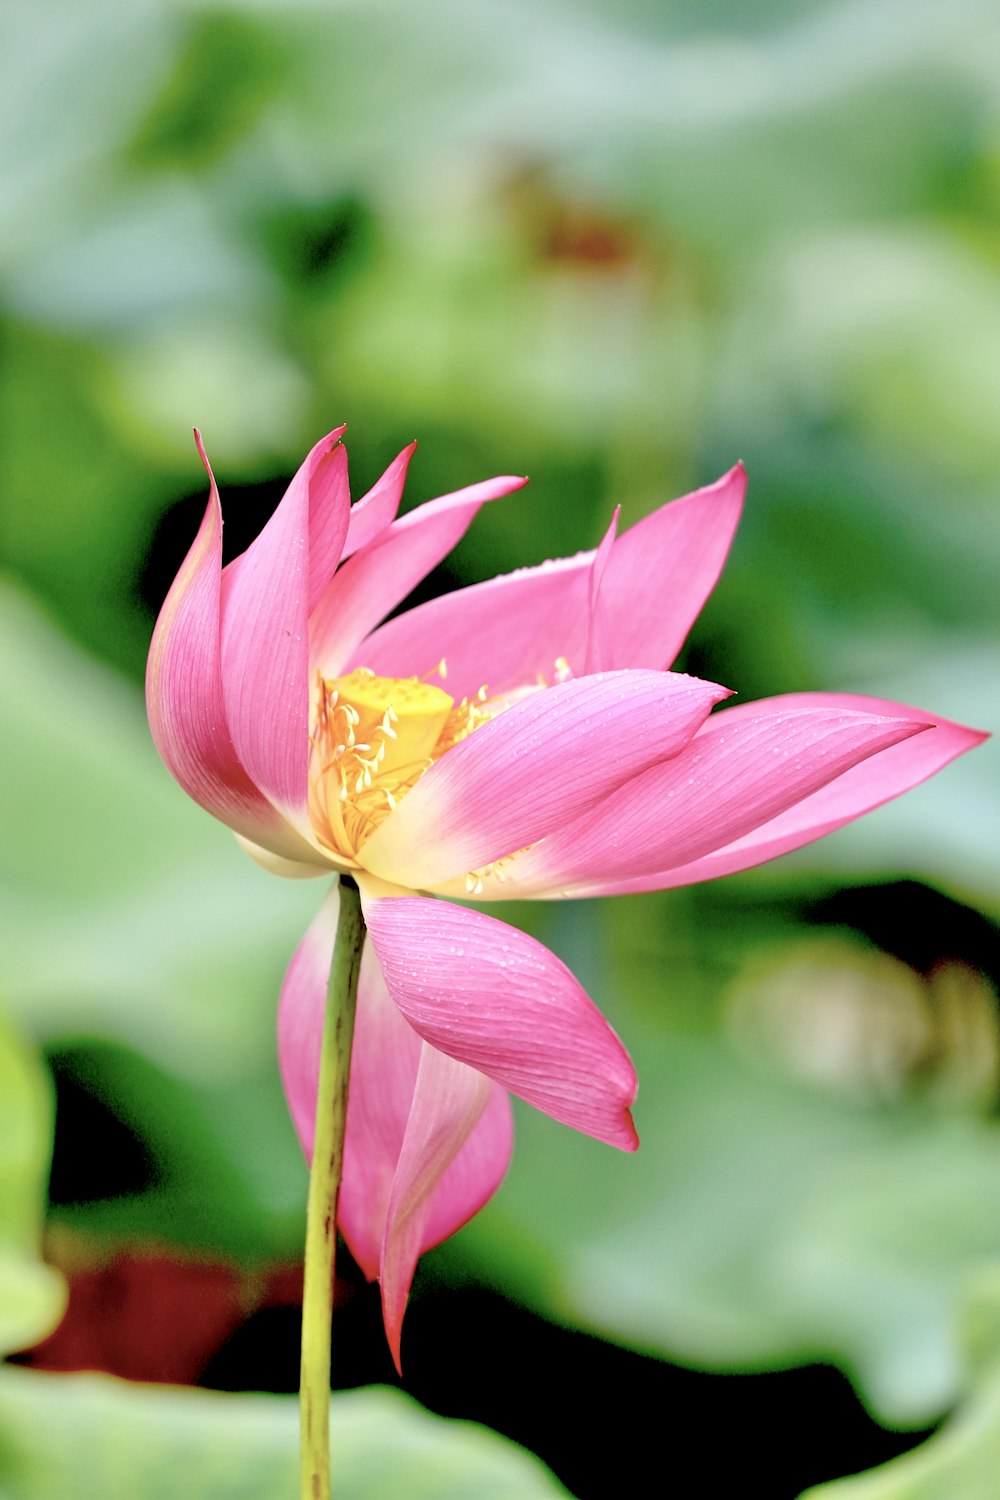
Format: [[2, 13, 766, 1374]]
[[303, 427, 350, 611], [583, 507, 620, 675], [378, 1042, 497, 1371], [341, 442, 417, 559], [351, 464, 745, 699], [146, 432, 317, 861], [339, 940, 511, 1289], [420, 1084, 512, 1250], [278, 884, 512, 1324], [598, 463, 746, 670], [358, 669, 731, 889], [562, 694, 989, 895], [219, 429, 348, 821], [310, 473, 528, 675], [504, 703, 932, 895], [348, 551, 595, 702], [363, 894, 639, 1151]]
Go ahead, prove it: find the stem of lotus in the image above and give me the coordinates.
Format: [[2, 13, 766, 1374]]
[[299, 875, 364, 1500]]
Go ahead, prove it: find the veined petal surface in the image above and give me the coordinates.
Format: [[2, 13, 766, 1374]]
[[311, 473, 527, 675], [352, 549, 595, 701], [146, 433, 315, 861], [277, 885, 512, 1318], [363, 894, 638, 1151], [358, 669, 730, 889], [354, 465, 744, 698], [560, 694, 988, 896], [219, 429, 348, 821], [501, 703, 931, 896], [379, 1043, 499, 1370], [302, 427, 350, 610], [598, 463, 745, 670], [583, 507, 619, 675]]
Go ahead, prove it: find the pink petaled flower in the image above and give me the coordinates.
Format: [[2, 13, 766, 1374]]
[[146, 426, 986, 1367]]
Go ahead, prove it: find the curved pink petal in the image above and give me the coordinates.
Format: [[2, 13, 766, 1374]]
[[278, 884, 512, 1324], [500, 703, 931, 896], [338, 941, 511, 1291], [310, 472, 528, 675], [363, 894, 639, 1151], [303, 427, 350, 610], [146, 432, 317, 862], [349, 551, 595, 702], [277, 883, 341, 1159], [421, 1085, 512, 1249], [341, 442, 417, 559], [379, 1042, 497, 1371], [598, 463, 746, 670], [559, 694, 989, 896], [583, 507, 619, 675], [358, 669, 731, 889], [351, 465, 745, 699], [219, 428, 348, 821]]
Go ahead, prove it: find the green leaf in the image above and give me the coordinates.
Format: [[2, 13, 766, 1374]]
[[125, 13, 290, 173], [0, 578, 318, 1256], [0, 1370, 568, 1500], [801, 1273, 1000, 1498], [0, 580, 318, 1065], [451, 960, 1000, 1427], [0, 1012, 64, 1354]]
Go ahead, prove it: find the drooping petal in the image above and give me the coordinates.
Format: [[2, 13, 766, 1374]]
[[554, 694, 989, 896], [310, 473, 528, 675], [339, 938, 511, 1292], [341, 442, 417, 559], [598, 463, 746, 670], [277, 883, 342, 1160], [145, 431, 318, 862], [358, 669, 730, 890], [420, 1084, 512, 1251], [497, 703, 932, 896], [219, 428, 348, 823], [351, 465, 745, 698], [363, 894, 639, 1151], [278, 884, 512, 1307], [378, 1043, 496, 1370]]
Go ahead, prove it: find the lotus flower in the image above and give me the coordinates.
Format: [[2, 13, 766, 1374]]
[[146, 426, 985, 1365]]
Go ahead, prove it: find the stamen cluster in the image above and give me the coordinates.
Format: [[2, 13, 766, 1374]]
[[308, 666, 491, 865]]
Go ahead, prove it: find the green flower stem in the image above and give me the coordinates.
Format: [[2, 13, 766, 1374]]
[[300, 875, 365, 1500]]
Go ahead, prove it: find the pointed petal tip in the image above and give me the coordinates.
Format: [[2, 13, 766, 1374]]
[[620, 1110, 640, 1152], [378, 1259, 406, 1373], [192, 427, 212, 476], [600, 504, 621, 542], [383, 1297, 404, 1375], [364, 896, 640, 1149], [722, 459, 747, 495]]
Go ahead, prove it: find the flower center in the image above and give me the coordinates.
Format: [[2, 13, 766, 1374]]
[[309, 666, 489, 865]]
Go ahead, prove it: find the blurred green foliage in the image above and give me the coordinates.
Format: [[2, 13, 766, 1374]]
[[0, 1010, 64, 1357], [1, 0, 999, 1493], [0, 1371, 568, 1498], [0, 1013, 566, 1498]]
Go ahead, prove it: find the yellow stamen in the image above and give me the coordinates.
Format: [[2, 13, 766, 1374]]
[[309, 667, 492, 865]]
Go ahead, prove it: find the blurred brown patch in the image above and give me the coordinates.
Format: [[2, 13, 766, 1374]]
[[18, 1231, 308, 1386]]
